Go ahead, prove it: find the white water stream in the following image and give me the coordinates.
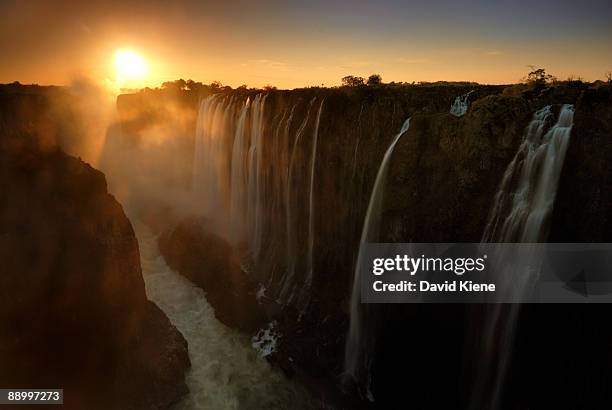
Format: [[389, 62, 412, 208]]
[[134, 222, 316, 410]]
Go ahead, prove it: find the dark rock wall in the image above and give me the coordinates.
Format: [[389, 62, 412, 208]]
[[0, 91, 190, 410], [368, 86, 612, 409], [550, 86, 612, 242]]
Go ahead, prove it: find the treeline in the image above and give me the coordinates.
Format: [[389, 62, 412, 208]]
[[152, 75, 480, 93], [135, 66, 612, 94], [147, 79, 276, 93], [340, 74, 479, 88]]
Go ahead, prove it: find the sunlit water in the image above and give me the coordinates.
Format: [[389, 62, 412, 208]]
[[134, 222, 317, 410]]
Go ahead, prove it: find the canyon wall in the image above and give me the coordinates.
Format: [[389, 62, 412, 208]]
[[0, 91, 190, 409], [112, 82, 612, 407]]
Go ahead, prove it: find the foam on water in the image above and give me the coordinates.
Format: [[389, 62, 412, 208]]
[[251, 321, 280, 358]]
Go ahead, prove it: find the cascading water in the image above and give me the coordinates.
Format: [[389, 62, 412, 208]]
[[193, 93, 265, 244], [193, 94, 235, 231], [473, 104, 575, 409], [279, 97, 317, 304], [304, 99, 325, 294], [192, 93, 325, 308], [450, 90, 475, 117], [483, 104, 575, 242], [229, 98, 251, 243], [248, 94, 267, 262], [344, 117, 412, 400]]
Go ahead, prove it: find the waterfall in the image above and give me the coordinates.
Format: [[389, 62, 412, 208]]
[[304, 99, 325, 294], [263, 104, 297, 291], [474, 104, 575, 409], [193, 92, 268, 246], [344, 117, 412, 400], [193, 95, 221, 213], [193, 94, 238, 233], [192, 92, 326, 308], [483, 104, 575, 242], [450, 90, 475, 117], [279, 97, 317, 303], [229, 98, 251, 243], [248, 94, 268, 261]]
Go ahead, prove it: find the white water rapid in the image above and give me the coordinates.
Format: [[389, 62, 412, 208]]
[[135, 222, 317, 410]]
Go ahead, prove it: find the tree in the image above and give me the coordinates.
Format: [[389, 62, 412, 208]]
[[185, 79, 204, 91], [341, 75, 365, 87], [523, 66, 556, 88], [366, 74, 382, 86], [263, 84, 277, 91], [210, 80, 223, 89], [606, 71, 612, 84], [161, 79, 188, 91], [566, 74, 583, 82]]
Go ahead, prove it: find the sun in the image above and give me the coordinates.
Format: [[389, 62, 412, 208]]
[[114, 50, 148, 85]]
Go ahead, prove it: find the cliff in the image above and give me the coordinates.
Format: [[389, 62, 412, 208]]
[[0, 91, 190, 409], [358, 85, 612, 409]]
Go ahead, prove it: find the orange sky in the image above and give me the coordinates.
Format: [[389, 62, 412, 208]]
[[1, 0, 611, 89]]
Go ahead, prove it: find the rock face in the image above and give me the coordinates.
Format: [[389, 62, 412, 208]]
[[383, 94, 532, 242], [367, 86, 612, 409], [550, 85, 612, 242], [0, 92, 190, 410], [158, 218, 266, 332]]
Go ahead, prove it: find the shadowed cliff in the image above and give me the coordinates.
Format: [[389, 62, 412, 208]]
[[0, 90, 190, 409]]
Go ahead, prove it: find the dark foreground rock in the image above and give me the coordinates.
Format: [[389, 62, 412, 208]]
[[0, 95, 190, 409], [158, 218, 266, 332]]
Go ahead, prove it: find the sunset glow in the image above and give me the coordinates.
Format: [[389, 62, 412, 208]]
[[114, 50, 148, 86], [1, 1, 610, 88]]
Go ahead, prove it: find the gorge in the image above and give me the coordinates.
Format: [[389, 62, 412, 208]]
[[1, 80, 611, 409]]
